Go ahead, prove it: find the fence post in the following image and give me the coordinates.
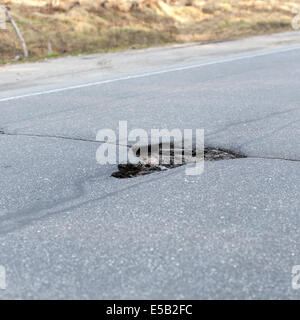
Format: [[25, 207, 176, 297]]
[[5, 7, 28, 58]]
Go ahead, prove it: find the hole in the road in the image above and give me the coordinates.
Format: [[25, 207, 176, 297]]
[[111, 142, 246, 179]]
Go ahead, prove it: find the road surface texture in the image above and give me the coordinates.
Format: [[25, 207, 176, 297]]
[[0, 31, 300, 299]]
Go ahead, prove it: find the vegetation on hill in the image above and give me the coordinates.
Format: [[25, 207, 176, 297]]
[[0, 0, 299, 62]]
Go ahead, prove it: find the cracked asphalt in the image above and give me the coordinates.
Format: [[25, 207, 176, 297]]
[[0, 32, 300, 299]]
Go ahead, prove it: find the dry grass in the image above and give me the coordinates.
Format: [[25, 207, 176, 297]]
[[0, 0, 299, 62]]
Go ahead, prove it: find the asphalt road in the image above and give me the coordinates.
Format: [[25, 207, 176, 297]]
[[0, 32, 300, 299]]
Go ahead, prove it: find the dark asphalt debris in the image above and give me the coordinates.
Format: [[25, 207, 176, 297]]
[[112, 145, 246, 179]]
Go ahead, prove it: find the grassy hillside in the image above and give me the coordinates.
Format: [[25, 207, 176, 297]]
[[0, 0, 299, 62]]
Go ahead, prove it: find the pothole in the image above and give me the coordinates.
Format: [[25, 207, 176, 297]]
[[111, 143, 246, 179]]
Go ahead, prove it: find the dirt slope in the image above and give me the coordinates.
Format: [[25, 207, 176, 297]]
[[0, 0, 299, 62]]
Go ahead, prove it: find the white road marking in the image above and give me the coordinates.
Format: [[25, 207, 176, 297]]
[[1, 45, 300, 102]]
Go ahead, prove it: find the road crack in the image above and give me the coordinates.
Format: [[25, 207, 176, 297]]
[[1, 130, 300, 163], [0, 130, 128, 146]]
